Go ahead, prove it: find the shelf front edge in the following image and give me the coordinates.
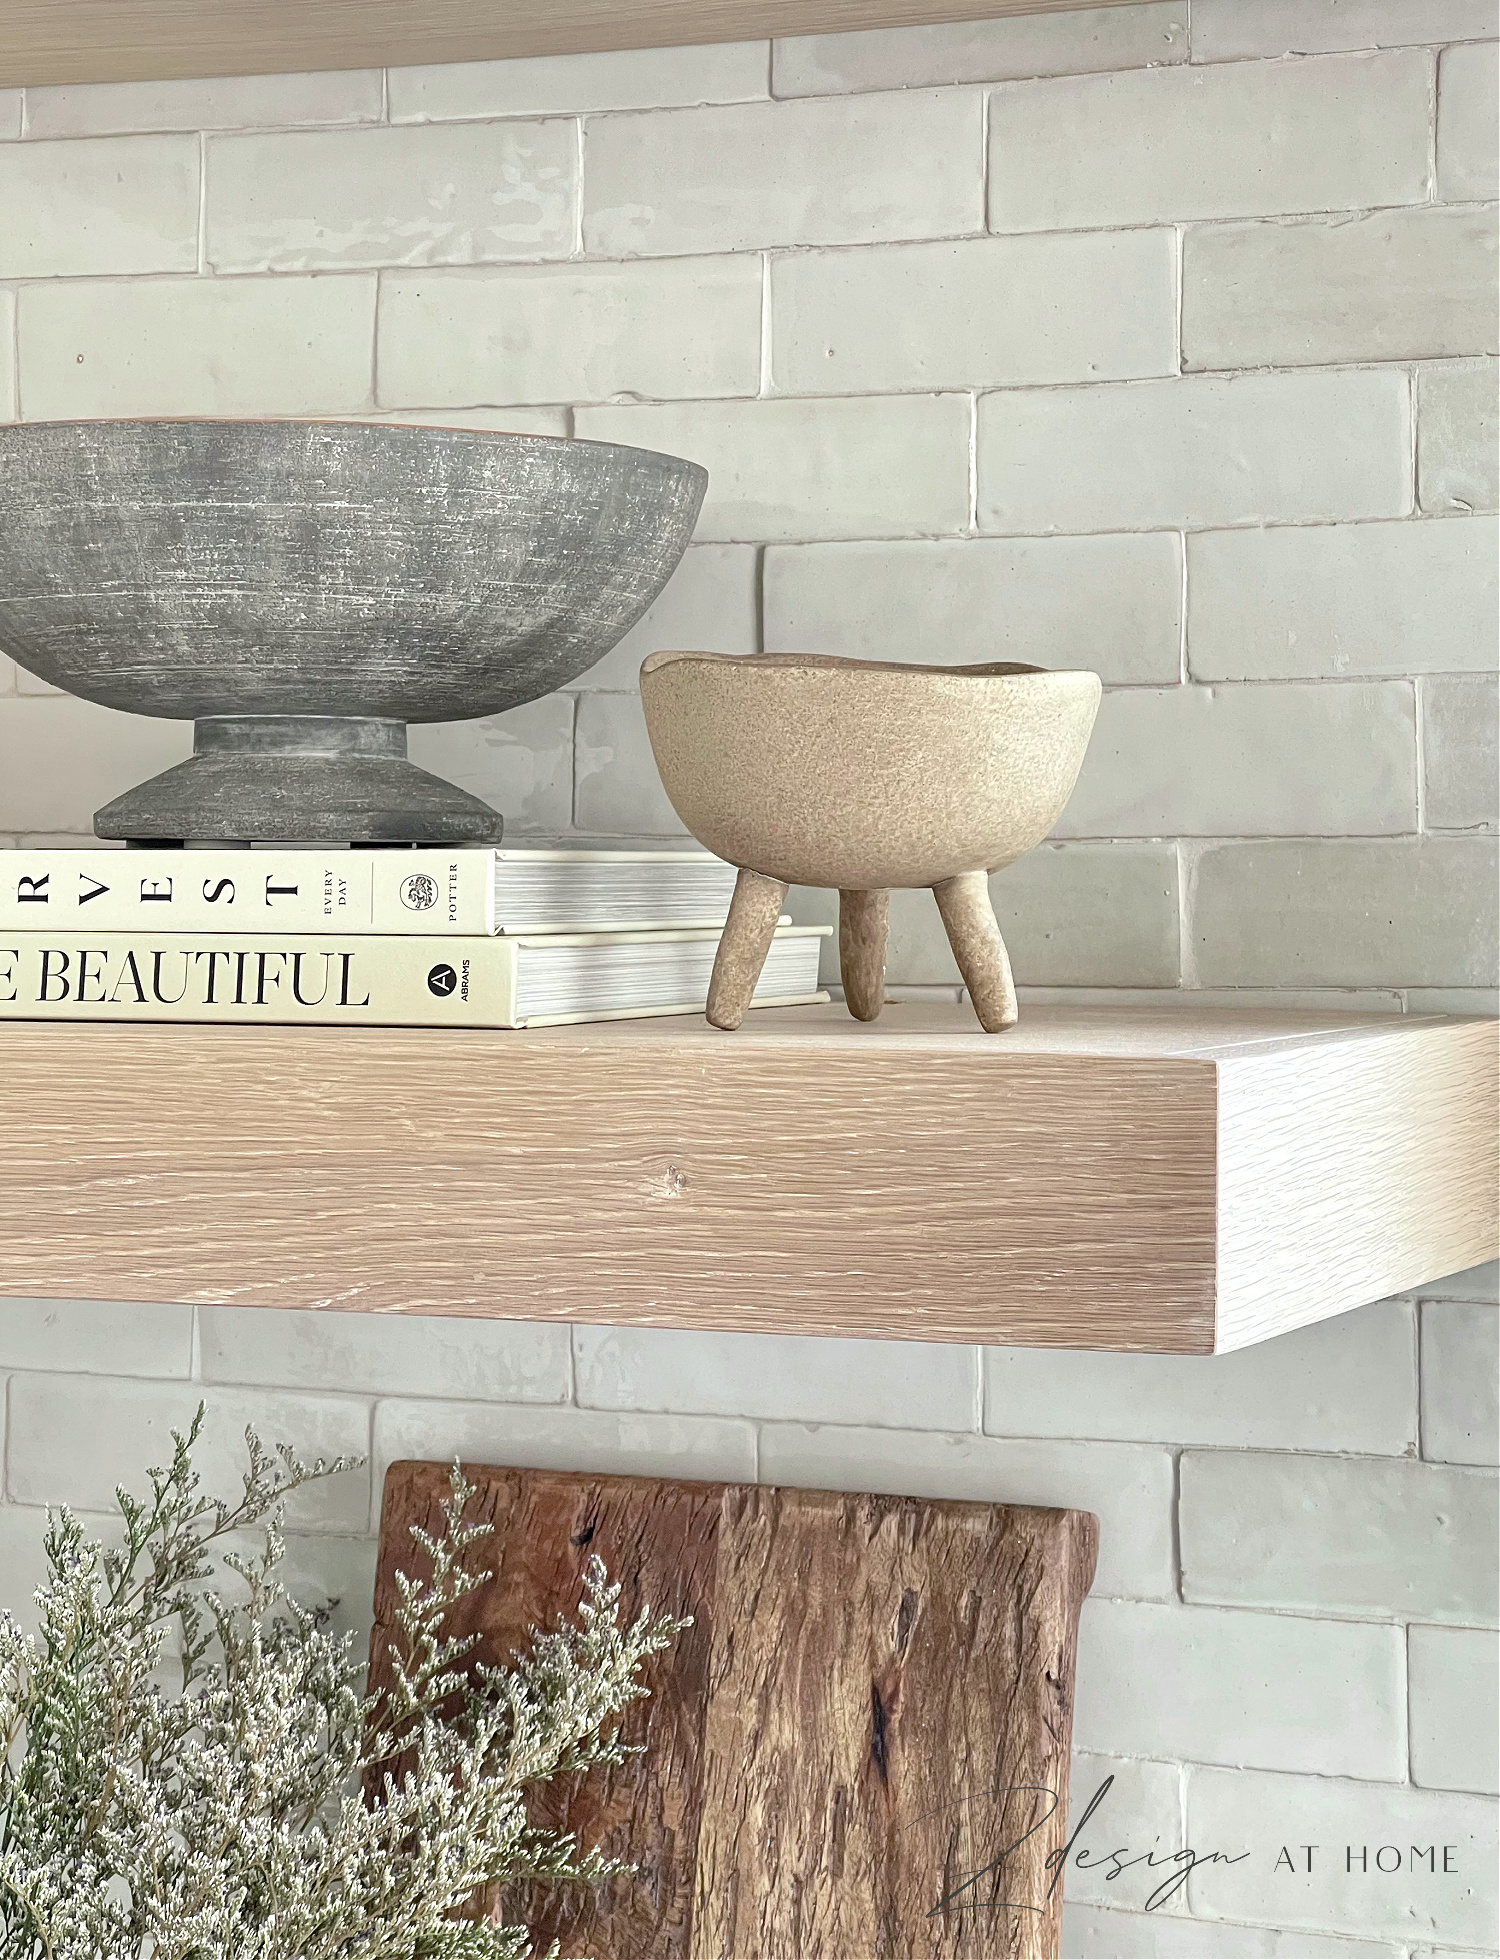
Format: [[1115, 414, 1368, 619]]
[[2, 0, 1144, 89], [2, 1023, 1219, 1351], [1214, 1017, 1499, 1352]]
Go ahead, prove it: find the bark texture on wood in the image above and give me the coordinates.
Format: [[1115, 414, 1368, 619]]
[[370, 1461, 1099, 1960]]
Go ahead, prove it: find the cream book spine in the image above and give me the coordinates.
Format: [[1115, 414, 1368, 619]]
[[0, 931, 827, 1030], [0, 849, 499, 935]]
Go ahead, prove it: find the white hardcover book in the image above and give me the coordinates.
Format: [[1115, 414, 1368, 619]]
[[0, 847, 740, 937], [0, 927, 829, 1029]]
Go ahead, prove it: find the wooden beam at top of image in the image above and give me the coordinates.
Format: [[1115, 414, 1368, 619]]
[[2, 0, 1146, 90]]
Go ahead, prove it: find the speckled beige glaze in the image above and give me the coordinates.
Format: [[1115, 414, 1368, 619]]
[[641, 651, 1100, 889], [640, 651, 1101, 1032]]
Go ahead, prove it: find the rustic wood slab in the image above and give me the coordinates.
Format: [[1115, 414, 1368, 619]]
[[370, 1459, 1099, 1960], [4, 1006, 1494, 1353]]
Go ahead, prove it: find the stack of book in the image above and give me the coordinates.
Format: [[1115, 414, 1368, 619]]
[[0, 845, 829, 1030]]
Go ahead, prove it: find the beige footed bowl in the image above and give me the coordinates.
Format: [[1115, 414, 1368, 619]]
[[640, 650, 1101, 1032]]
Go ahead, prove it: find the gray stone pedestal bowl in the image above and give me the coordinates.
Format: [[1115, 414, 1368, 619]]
[[0, 420, 707, 844]]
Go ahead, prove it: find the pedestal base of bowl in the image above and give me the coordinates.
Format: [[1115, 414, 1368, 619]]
[[707, 868, 1018, 1035], [93, 715, 504, 846]]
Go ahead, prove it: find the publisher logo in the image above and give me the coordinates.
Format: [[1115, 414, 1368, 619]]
[[400, 873, 440, 912], [426, 963, 458, 998]]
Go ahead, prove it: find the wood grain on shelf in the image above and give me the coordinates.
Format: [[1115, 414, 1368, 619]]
[[3, 1004, 1493, 1352], [369, 1460, 1098, 1958], [3, 0, 1144, 89], [1216, 1020, 1498, 1351]]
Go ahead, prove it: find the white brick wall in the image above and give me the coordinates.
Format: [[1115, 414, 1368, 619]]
[[582, 90, 986, 253], [576, 393, 973, 540], [1189, 1, 1496, 62], [17, 274, 379, 419], [977, 371, 1413, 533], [0, 12, 1495, 1953], [387, 40, 769, 120], [1185, 1769, 1498, 1949], [1408, 1625, 1500, 1796], [1186, 519, 1497, 679], [772, 6, 1188, 94], [764, 533, 1184, 681], [1437, 40, 1500, 201], [378, 257, 763, 405], [986, 53, 1433, 228], [1073, 1599, 1406, 1778], [206, 121, 579, 271], [768, 230, 1177, 391], [1180, 1451, 1499, 1622], [1417, 359, 1500, 513], [1181, 208, 1498, 370], [0, 134, 200, 276], [23, 68, 384, 137]]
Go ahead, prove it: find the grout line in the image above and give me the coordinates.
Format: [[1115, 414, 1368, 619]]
[[1172, 222, 1184, 374], [1405, 364, 1420, 515], [966, 391, 979, 533], [1176, 839, 1199, 988], [1401, 1621, 1414, 1784], [573, 116, 586, 259], [1169, 1445, 1184, 1601], [980, 87, 993, 235], [196, 132, 208, 274], [758, 250, 772, 395], [567, 690, 580, 829], [366, 1401, 380, 1533], [1427, 46, 1440, 203], [368, 272, 382, 409], [1413, 674, 1428, 832], [17, 206, 1500, 293]]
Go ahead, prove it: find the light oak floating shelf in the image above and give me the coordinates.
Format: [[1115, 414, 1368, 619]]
[[4, 1004, 1494, 1353], [4, 0, 1142, 90]]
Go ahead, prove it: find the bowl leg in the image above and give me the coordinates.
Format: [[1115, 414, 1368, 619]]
[[933, 871, 1018, 1033], [707, 869, 789, 1031], [839, 889, 889, 1021]]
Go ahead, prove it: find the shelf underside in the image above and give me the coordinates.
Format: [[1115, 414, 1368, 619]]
[[4, 0, 1143, 89], [4, 1003, 1494, 1353]]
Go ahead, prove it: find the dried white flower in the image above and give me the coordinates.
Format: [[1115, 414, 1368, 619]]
[[0, 1409, 683, 1959]]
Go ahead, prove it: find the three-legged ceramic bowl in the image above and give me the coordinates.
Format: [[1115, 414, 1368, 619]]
[[640, 650, 1101, 1032]]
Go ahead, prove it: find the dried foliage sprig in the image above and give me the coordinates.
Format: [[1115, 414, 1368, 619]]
[[0, 1409, 683, 1959]]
